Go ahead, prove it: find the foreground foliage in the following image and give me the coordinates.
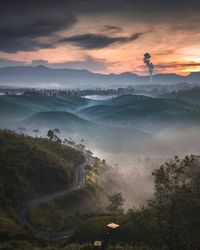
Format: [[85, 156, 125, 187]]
[[0, 129, 84, 243], [0, 241, 160, 250], [72, 156, 200, 250]]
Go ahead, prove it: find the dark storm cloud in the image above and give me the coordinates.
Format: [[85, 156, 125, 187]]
[[0, 0, 200, 53], [104, 25, 123, 32], [1, 1, 200, 22], [0, 33, 50, 53], [0, 14, 76, 52], [0, 1, 77, 52], [31, 0, 200, 15], [40, 0, 200, 19], [59, 33, 143, 49]]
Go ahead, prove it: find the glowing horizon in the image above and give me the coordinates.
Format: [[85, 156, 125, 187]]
[[1, 1, 200, 75]]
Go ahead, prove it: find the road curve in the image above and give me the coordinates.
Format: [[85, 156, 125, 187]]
[[19, 154, 92, 241]]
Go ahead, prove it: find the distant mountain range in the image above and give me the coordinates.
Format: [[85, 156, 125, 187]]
[[0, 65, 200, 88]]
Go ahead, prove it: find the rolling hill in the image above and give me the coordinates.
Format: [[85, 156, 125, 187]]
[[1, 94, 200, 134], [1, 93, 200, 135], [0, 95, 91, 127], [162, 88, 200, 106], [79, 94, 200, 132], [23, 111, 94, 131]]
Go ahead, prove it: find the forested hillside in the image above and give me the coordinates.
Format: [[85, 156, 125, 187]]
[[0, 130, 200, 249], [0, 129, 84, 242]]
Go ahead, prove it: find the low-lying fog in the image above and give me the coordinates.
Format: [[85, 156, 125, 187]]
[[24, 125, 200, 208], [2, 93, 200, 209], [81, 127, 200, 208]]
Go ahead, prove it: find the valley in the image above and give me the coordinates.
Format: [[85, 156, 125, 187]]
[[1, 91, 200, 249]]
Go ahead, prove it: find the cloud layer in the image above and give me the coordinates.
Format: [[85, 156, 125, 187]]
[[0, 0, 200, 74], [59, 33, 143, 49]]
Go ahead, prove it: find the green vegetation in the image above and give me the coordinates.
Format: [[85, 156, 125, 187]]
[[29, 158, 112, 231], [0, 129, 84, 243], [0, 241, 160, 250], [2, 94, 200, 133], [163, 88, 200, 106], [72, 155, 200, 250], [106, 193, 124, 214], [80, 94, 200, 131], [24, 111, 93, 130], [29, 201, 66, 231], [0, 129, 199, 249], [0, 95, 90, 127]]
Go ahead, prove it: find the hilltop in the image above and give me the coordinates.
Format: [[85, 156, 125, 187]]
[[162, 88, 200, 106], [0, 95, 90, 127], [79, 94, 200, 132], [24, 111, 94, 130]]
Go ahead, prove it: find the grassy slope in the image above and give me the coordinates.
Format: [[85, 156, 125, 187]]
[[0, 95, 90, 126], [162, 88, 200, 106], [23, 111, 93, 130], [2, 94, 200, 133], [80, 94, 200, 131], [29, 158, 111, 231], [0, 129, 84, 238], [82, 95, 200, 119]]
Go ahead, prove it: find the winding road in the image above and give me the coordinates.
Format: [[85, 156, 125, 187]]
[[19, 154, 92, 241]]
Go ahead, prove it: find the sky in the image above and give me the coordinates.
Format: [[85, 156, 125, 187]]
[[0, 0, 200, 75]]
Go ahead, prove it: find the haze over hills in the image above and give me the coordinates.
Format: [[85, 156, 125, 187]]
[[2, 94, 200, 133], [1, 65, 200, 88], [1, 93, 200, 158], [162, 88, 200, 106], [78, 94, 200, 132], [0, 95, 92, 126], [24, 111, 94, 131]]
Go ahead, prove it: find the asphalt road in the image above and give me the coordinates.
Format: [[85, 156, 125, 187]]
[[19, 154, 92, 241]]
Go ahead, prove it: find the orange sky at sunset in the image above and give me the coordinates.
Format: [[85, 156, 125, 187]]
[[1, 1, 200, 75]]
